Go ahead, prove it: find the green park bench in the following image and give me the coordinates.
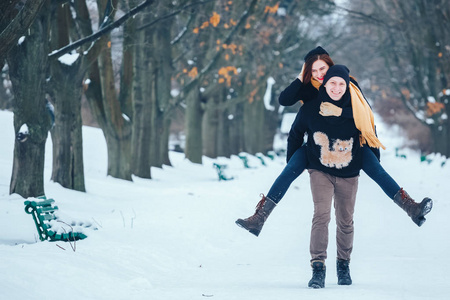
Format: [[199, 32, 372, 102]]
[[213, 163, 234, 181], [24, 197, 88, 242], [395, 147, 407, 159], [256, 153, 267, 166], [238, 154, 254, 169], [266, 151, 276, 160]]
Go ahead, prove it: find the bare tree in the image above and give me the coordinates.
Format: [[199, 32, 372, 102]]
[[341, 0, 450, 156], [7, 1, 52, 198]]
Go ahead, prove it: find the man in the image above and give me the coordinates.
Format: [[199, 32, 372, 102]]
[[287, 65, 360, 288]]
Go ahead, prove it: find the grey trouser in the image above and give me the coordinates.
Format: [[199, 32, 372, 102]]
[[308, 169, 359, 262]]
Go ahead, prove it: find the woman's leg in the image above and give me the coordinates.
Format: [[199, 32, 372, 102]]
[[266, 145, 308, 203], [235, 145, 308, 236], [362, 146, 433, 226], [362, 147, 400, 199]]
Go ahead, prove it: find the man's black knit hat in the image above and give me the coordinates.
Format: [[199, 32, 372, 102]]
[[323, 64, 350, 87], [303, 46, 329, 61]]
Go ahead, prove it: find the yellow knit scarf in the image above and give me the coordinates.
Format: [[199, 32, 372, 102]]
[[311, 78, 386, 149], [349, 82, 385, 149], [311, 78, 321, 90]]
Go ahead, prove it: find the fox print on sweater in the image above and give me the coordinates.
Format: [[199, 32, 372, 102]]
[[313, 132, 354, 169]]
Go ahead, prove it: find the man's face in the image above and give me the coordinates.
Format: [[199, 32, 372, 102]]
[[324, 76, 347, 101]]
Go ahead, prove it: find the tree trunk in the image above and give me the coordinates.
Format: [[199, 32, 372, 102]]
[[81, 0, 132, 180], [49, 3, 85, 192], [105, 132, 132, 178], [202, 95, 219, 158], [98, 45, 133, 180], [217, 108, 232, 158], [243, 84, 265, 154], [7, 5, 51, 198], [202, 87, 232, 158], [228, 101, 245, 155], [86, 49, 133, 181], [263, 88, 279, 154], [131, 9, 153, 178], [150, 10, 173, 168], [185, 88, 204, 163], [49, 61, 86, 191], [160, 116, 172, 165]]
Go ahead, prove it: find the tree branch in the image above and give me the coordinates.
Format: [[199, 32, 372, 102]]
[[137, 0, 216, 31], [334, 4, 390, 28], [0, 0, 46, 61], [48, 0, 155, 59], [167, 0, 259, 114]]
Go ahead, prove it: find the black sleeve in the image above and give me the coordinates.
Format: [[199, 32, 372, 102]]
[[370, 125, 381, 161], [341, 106, 353, 118], [286, 110, 307, 163], [279, 79, 318, 106]]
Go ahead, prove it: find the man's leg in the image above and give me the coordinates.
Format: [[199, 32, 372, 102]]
[[334, 176, 359, 260], [334, 176, 358, 286], [309, 170, 334, 261]]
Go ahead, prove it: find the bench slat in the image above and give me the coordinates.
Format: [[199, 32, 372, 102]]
[[36, 206, 58, 213], [41, 214, 57, 221]]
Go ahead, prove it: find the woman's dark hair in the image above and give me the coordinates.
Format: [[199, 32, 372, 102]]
[[303, 54, 335, 84]]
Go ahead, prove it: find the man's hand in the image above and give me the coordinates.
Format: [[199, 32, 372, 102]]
[[319, 102, 342, 116]]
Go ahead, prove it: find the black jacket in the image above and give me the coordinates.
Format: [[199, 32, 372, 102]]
[[279, 78, 353, 118], [287, 86, 363, 178], [281, 77, 380, 161], [278, 78, 319, 106]]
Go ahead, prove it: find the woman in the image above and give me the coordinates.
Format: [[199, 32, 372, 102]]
[[235, 46, 433, 237]]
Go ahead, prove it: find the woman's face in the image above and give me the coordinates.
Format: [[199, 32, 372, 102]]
[[311, 60, 329, 83], [324, 76, 347, 101]]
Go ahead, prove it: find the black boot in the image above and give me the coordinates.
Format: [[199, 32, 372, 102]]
[[235, 194, 276, 237], [336, 259, 352, 285], [308, 260, 326, 288], [393, 188, 433, 227]]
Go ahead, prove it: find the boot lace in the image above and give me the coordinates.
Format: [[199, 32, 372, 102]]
[[244, 194, 266, 222], [399, 188, 415, 205], [255, 194, 266, 210], [398, 188, 419, 216]]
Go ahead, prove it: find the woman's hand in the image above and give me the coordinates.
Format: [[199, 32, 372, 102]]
[[319, 102, 342, 116], [297, 63, 305, 82]]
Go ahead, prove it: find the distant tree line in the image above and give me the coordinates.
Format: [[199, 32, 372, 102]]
[[0, 0, 336, 198], [333, 0, 450, 155]]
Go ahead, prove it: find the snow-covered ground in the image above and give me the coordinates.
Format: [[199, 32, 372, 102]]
[[0, 109, 449, 299]]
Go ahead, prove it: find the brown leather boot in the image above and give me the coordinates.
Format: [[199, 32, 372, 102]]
[[393, 188, 433, 227], [235, 194, 276, 237]]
